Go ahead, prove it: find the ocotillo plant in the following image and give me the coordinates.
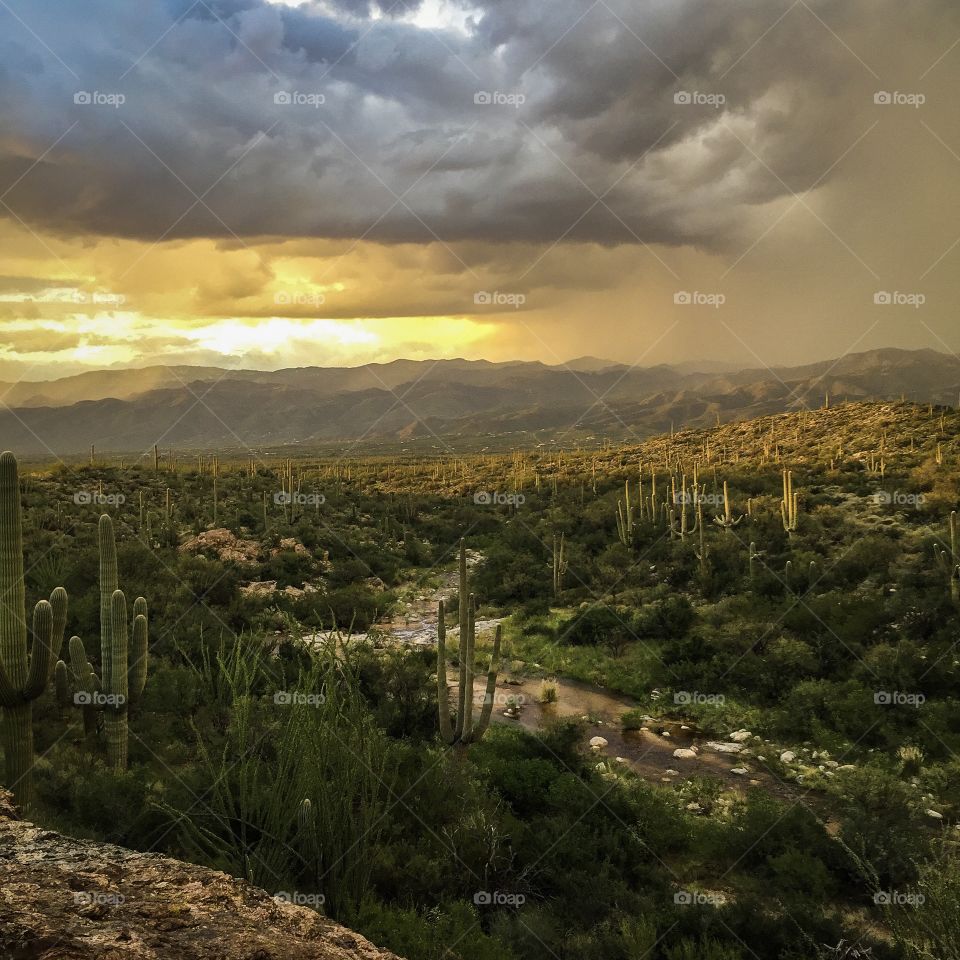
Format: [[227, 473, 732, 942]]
[[437, 539, 502, 746], [0, 451, 68, 808]]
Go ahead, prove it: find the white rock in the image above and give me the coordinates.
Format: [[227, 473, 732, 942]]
[[686, 802, 703, 812], [706, 741, 743, 754], [665, 769, 680, 776], [589, 736, 608, 750], [730, 767, 748, 776], [926, 809, 944, 820], [780, 751, 796, 763], [729, 730, 753, 743], [680, 724, 691, 731], [825, 760, 839, 769], [673, 748, 697, 760]]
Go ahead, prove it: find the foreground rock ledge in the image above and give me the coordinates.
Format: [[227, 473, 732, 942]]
[[0, 791, 402, 960]]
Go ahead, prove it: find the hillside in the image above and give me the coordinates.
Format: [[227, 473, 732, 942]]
[[0, 348, 956, 454]]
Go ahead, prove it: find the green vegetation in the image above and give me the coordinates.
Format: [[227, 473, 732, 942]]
[[2, 400, 960, 958]]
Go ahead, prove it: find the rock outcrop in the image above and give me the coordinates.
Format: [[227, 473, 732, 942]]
[[0, 790, 402, 960]]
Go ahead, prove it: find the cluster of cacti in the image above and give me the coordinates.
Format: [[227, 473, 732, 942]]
[[54, 515, 148, 770], [437, 539, 501, 746], [615, 480, 634, 546], [0, 451, 68, 808]]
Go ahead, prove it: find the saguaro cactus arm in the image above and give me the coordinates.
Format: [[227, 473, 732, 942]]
[[23, 600, 54, 701], [128, 597, 149, 707], [47, 587, 68, 681]]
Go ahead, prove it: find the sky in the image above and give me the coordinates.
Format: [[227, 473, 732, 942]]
[[0, 0, 958, 380]]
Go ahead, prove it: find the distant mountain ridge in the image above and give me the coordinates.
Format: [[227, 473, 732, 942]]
[[0, 348, 956, 455]]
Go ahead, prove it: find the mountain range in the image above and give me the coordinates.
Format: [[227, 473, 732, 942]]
[[0, 348, 956, 456]]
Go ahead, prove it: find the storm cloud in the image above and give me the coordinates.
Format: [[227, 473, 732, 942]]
[[1, 0, 954, 249]]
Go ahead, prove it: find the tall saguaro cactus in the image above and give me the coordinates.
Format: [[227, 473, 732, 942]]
[[0, 451, 68, 808], [94, 515, 148, 769], [781, 470, 799, 534], [437, 539, 502, 746]]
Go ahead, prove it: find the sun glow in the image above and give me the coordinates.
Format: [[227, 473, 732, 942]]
[[185, 318, 380, 356]]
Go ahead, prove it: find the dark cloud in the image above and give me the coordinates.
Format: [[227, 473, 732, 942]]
[[0, 0, 956, 253]]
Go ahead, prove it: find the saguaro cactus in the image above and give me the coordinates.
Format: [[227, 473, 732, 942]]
[[55, 635, 102, 747], [0, 451, 68, 808], [437, 539, 502, 746], [934, 511, 959, 601], [781, 470, 799, 534], [551, 533, 568, 597], [712, 481, 743, 531], [93, 516, 149, 768]]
